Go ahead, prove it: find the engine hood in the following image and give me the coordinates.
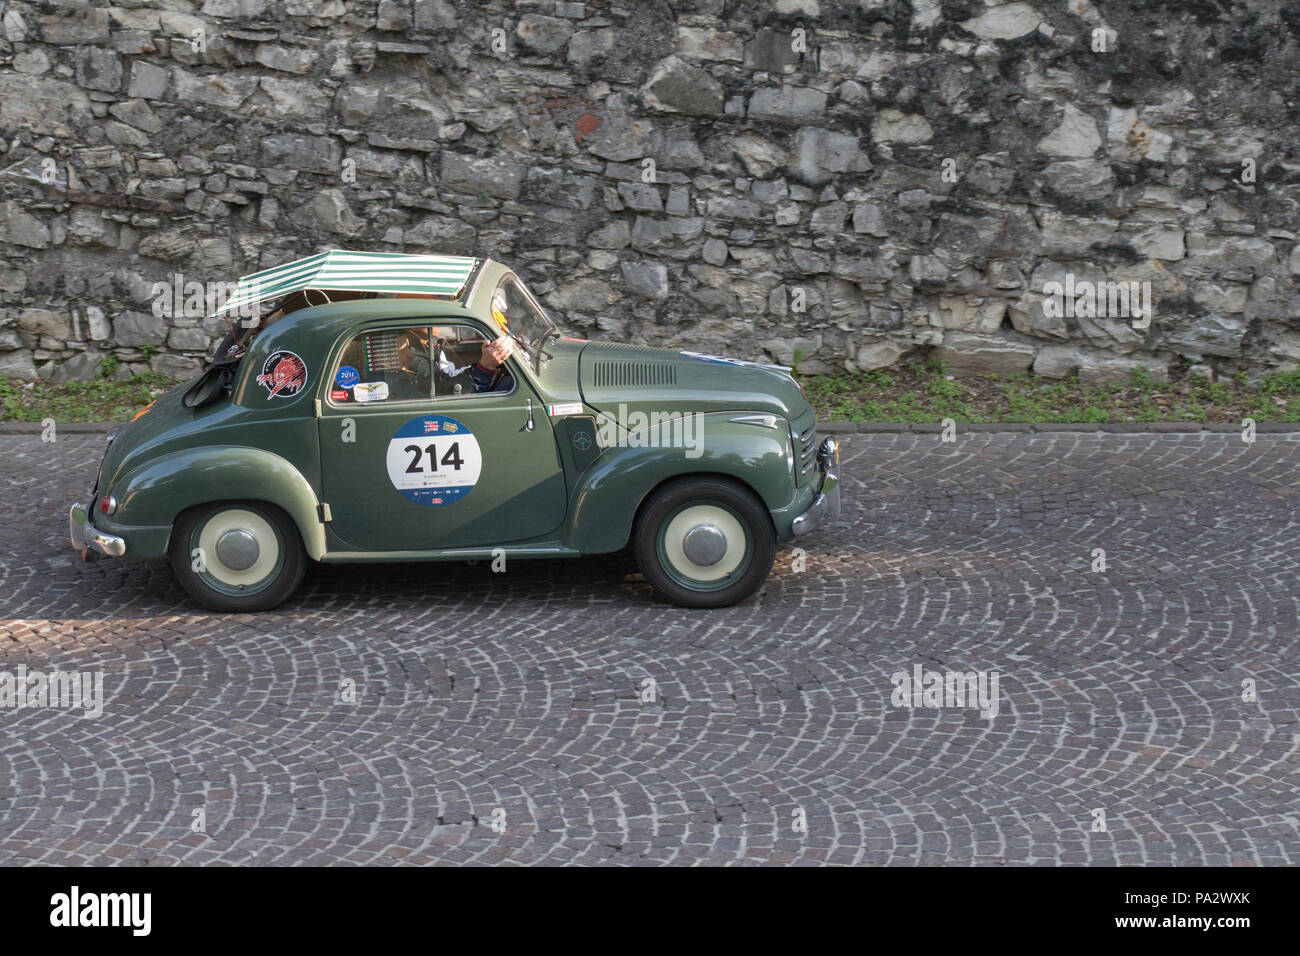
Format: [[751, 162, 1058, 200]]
[[577, 342, 806, 419]]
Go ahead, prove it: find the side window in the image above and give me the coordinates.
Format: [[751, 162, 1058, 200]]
[[428, 324, 513, 398], [330, 326, 431, 405]]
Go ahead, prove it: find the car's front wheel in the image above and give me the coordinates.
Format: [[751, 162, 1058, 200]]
[[633, 477, 776, 608], [169, 501, 306, 612]]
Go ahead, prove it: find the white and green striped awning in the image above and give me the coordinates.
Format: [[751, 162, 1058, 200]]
[[213, 250, 479, 316]]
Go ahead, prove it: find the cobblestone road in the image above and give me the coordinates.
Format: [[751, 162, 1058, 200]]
[[1, 431, 1297, 865]]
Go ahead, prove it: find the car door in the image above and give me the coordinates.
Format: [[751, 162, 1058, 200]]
[[316, 321, 567, 552]]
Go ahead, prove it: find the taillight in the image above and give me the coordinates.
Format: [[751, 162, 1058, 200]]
[[98, 495, 117, 515]]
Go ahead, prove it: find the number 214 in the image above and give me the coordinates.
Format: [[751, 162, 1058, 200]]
[[404, 441, 464, 473]]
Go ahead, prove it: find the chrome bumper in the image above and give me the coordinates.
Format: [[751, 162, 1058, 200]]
[[69, 502, 126, 558], [792, 438, 841, 537]]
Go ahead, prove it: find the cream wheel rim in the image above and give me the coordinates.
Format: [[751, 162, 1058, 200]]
[[196, 508, 281, 589], [661, 504, 748, 583]]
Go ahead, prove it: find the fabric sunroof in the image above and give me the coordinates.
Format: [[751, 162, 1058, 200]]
[[213, 250, 479, 316]]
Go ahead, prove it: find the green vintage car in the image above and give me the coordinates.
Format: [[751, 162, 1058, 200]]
[[69, 251, 840, 611]]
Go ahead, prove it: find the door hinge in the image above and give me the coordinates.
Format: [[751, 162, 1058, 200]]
[[318, 503, 332, 523], [314, 398, 322, 418]]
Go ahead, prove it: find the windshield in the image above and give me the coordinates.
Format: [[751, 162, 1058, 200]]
[[490, 276, 558, 370]]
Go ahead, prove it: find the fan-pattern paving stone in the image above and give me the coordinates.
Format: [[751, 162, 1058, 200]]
[[0, 431, 1297, 865]]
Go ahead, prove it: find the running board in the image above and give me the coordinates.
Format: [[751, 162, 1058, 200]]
[[319, 542, 581, 563]]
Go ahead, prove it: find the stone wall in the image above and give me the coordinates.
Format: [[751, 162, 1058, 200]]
[[1, 0, 1299, 384]]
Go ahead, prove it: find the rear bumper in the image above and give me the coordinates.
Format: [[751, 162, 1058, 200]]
[[792, 438, 841, 537], [69, 502, 126, 558]]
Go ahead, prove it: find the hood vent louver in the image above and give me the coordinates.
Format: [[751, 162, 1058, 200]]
[[589, 361, 677, 388]]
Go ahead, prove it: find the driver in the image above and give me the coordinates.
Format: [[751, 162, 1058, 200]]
[[468, 335, 514, 392]]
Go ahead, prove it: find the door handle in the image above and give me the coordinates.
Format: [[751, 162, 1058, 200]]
[[525, 398, 535, 432]]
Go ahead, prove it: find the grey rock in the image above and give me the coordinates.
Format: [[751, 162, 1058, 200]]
[[39, 2, 109, 44], [171, 69, 260, 109], [290, 189, 361, 236], [86, 306, 111, 341], [962, 3, 1042, 39], [51, 351, 107, 384], [568, 28, 616, 67], [441, 153, 525, 200], [263, 133, 342, 175], [127, 62, 170, 99], [642, 56, 724, 116], [0, 201, 52, 249], [76, 49, 123, 93], [168, 327, 211, 351], [19, 309, 71, 340], [0, 351, 38, 380], [617, 182, 663, 213], [852, 204, 889, 237], [114, 311, 168, 347], [872, 109, 933, 144], [517, 14, 574, 55], [744, 27, 804, 73], [201, 0, 271, 16], [67, 208, 119, 248], [1032, 345, 1081, 379], [403, 216, 477, 253], [524, 167, 599, 210], [587, 220, 631, 249], [621, 260, 670, 299], [584, 115, 656, 162], [1040, 160, 1113, 199], [0, 74, 91, 137], [935, 333, 1036, 375], [630, 216, 704, 259], [1037, 104, 1102, 158], [1162, 314, 1246, 358], [788, 127, 870, 185], [748, 86, 829, 124], [254, 44, 318, 74], [810, 202, 849, 235], [730, 132, 786, 177]]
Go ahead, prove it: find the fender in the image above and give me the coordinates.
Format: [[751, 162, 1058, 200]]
[[563, 412, 796, 552], [109, 446, 327, 560]]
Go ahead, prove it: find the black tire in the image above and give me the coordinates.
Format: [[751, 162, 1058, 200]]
[[633, 476, 776, 608], [168, 501, 306, 612]]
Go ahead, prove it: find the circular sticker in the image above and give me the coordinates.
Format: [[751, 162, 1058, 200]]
[[256, 350, 308, 398], [385, 415, 482, 506], [336, 365, 360, 389]]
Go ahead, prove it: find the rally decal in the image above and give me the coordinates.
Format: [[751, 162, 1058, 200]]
[[256, 349, 308, 398], [385, 415, 482, 506]]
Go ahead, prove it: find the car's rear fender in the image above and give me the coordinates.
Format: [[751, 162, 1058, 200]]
[[104, 446, 327, 560]]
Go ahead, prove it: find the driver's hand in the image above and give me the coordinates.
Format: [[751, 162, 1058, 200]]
[[478, 335, 512, 371]]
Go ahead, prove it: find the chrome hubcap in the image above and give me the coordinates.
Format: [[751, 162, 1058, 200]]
[[681, 523, 727, 566], [216, 529, 259, 571]]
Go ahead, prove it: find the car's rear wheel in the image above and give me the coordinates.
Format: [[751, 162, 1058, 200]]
[[169, 501, 305, 612], [633, 477, 775, 608]]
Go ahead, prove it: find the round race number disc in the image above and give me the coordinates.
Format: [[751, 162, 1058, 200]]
[[385, 415, 482, 506]]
